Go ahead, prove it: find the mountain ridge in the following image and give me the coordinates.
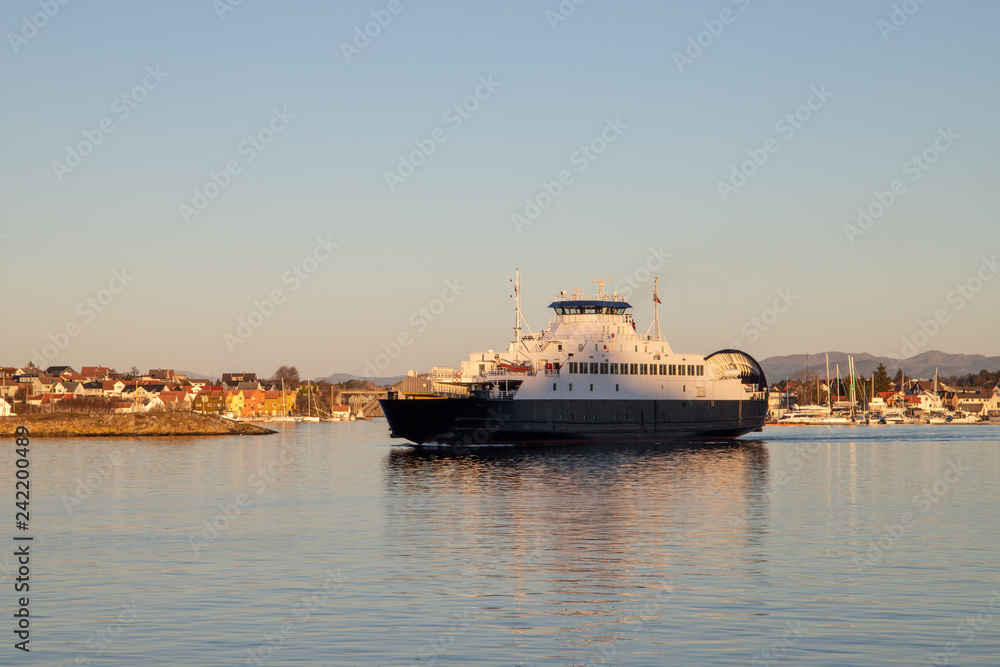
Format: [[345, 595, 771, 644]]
[[759, 350, 1000, 382]]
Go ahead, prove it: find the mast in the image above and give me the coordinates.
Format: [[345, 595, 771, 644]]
[[511, 269, 522, 360], [652, 277, 662, 340], [900, 369, 905, 416], [825, 353, 831, 413], [805, 352, 811, 404], [848, 356, 856, 419], [836, 363, 841, 414]]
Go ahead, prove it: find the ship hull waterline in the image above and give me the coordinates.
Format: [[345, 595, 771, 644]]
[[379, 397, 767, 446]]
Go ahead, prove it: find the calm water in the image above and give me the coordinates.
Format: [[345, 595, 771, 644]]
[[7, 422, 1000, 666]]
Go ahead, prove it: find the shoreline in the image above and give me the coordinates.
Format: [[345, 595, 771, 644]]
[[0, 412, 275, 437]]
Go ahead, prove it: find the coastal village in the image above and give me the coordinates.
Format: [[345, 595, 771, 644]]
[[3, 360, 999, 425], [0, 364, 388, 421], [767, 368, 1000, 424]]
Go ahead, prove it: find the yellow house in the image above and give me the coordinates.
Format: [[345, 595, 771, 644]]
[[223, 390, 244, 418], [262, 390, 295, 416]]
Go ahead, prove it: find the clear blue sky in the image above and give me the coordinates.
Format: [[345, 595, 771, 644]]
[[2, 0, 998, 379]]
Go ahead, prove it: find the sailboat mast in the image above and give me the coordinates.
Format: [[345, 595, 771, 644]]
[[826, 353, 831, 412], [849, 356, 856, 419], [836, 363, 841, 413]]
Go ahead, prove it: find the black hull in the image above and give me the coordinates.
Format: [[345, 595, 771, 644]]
[[378, 397, 767, 446]]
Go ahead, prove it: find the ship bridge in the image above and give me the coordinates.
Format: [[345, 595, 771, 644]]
[[548, 298, 632, 315]]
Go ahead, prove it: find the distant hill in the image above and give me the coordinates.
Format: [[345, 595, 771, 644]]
[[759, 351, 1000, 382], [319, 372, 406, 386]]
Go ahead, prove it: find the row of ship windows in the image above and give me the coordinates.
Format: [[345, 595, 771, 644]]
[[566, 362, 705, 376], [555, 383, 691, 394]]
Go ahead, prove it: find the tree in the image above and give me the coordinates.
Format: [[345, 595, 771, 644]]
[[892, 369, 903, 391], [873, 363, 891, 393], [271, 365, 301, 389]]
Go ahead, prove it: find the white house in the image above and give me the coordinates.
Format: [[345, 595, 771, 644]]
[[917, 390, 943, 413], [0, 397, 11, 417], [985, 385, 1000, 422]]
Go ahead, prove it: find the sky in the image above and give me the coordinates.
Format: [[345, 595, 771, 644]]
[[2, 0, 999, 380]]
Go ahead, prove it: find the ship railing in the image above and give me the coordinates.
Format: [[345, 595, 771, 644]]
[[490, 388, 518, 400], [539, 332, 643, 345], [430, 367, 461, 382], [481, 369, 534, 378]]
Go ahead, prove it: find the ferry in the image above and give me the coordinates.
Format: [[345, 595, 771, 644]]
[[379, 272, 768, 446]]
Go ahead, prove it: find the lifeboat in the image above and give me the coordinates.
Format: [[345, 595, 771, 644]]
[[496, 361, 532, 373]]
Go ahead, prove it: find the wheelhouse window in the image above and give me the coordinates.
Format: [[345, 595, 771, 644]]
[[640, 364, 647, 375], [678, 365, 685, 376], [600, 363, 608, 374], [568, 362, 578, 374], [610, 363, 618, 374], [590, 362, 598, 374], [687, 365, 695, 376], [669, 364, 676, 375], [629, 363, 638, 374], [660, 364, 667, 375]]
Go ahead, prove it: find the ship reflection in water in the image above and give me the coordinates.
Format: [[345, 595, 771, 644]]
[[384, 442, 771, 663]]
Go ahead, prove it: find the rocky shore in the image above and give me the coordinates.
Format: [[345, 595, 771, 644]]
[[0, 412, 275, 437]]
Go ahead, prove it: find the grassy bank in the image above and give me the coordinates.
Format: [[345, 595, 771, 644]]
[[0, 411, 275, 437]]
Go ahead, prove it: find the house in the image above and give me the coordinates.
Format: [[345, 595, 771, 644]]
[[239, 389, 265, 418], [54, 381, 86, 397], [262, 390, 296, 416], [27, 393, 69, 408], [29, 377, 61, 396], [329, 404, 351, 421], [157, 391, 193, 410], [112, 401, 136, 414], [0, 397, 11, 417], [222, 372, 257, 385], [223, 391, 244, 418], [877, 391, 902, 407], [121, 383, 166, 399], [194, 390, 227, 415], [952, 388, 992, 414], [902, 394, 922, 414], [44, 365, 77, 378], [82, 381, 105, 397], [917, 390, 943, 413], [80, 366, 111, 380], [0, 378, 20, 399], [149, 369, 175, 381], [102, 380, 126, 396], [985, 385, 1000, 422]]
